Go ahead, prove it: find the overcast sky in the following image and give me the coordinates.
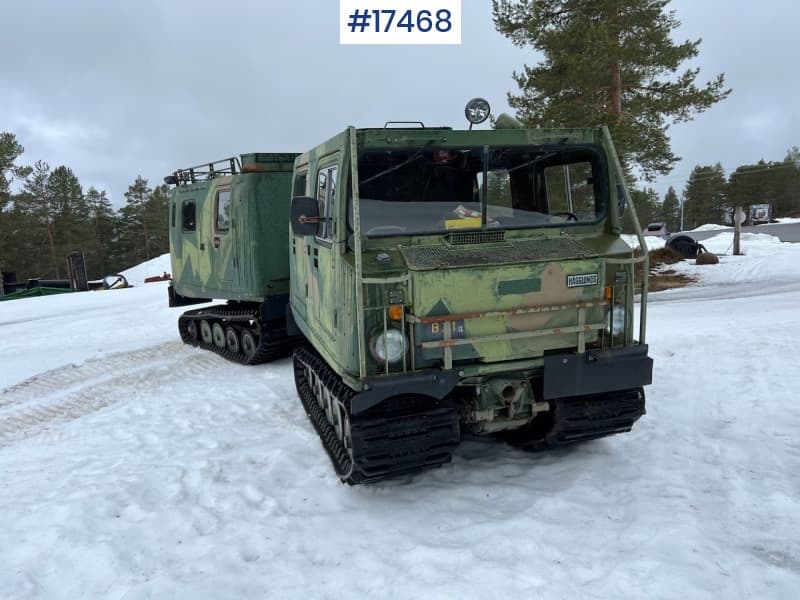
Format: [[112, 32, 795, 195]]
[[2, 0, 798, 205]]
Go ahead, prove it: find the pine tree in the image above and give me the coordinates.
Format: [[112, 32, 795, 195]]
[[46, 166, 88, 277], [84, 187, 117, 277], [781, 147, 800, 216], [661, 186, 680, 232], [682, 163, 727, 228], [726, 152, 800, 220], [0, 132, 31, 204], [0, 200, 28, 282], [728, 162, 764, 216], [629, 186, 660, 227], [0, 132, 32, 293], [20, 161, 57, 278], [120, 176, 154, 267], [492, 0, 731, 180], [145, 184, 170, 258]]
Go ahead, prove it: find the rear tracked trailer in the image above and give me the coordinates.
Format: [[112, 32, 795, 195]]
[[166, 101, 653, 484], [166, 153, 301, 363]]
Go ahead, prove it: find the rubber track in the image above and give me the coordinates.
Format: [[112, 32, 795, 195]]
[[503, 388, 646, 450], [178, 304, 296, 365], [293, 345, 460, 485]]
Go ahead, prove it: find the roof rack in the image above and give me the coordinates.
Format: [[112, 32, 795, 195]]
[[165, 157, 242, 186], [384, 121, 426, 128]]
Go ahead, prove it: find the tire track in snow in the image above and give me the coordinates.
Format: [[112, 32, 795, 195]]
[[0, 342, 225, 447], [0, 343, 183, 409]]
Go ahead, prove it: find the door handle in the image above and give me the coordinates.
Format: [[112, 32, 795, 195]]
[[213, 237, 220, 249]]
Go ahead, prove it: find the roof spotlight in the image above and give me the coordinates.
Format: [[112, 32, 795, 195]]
[[464, 98, 491, 129]]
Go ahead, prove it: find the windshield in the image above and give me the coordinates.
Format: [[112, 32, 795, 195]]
[[354, 144, 606, 237]]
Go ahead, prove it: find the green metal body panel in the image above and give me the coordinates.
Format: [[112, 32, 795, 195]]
[[289, 125, 648, 393], [169, 153, 297, 302], [0, 287, 73, 302]]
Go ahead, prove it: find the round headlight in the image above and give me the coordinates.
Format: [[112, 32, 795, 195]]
[[370, 329, 407, 364], [607, 305, 626, 336]]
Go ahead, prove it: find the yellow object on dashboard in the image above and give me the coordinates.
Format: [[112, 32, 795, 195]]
[[445, 217, 482, 230]]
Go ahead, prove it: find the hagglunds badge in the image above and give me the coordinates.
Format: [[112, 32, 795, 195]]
[[567, 273, 599, 288]]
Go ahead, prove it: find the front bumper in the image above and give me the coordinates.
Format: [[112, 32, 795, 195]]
[[351, 344, 652, 415], [542, 344, 653, 400]]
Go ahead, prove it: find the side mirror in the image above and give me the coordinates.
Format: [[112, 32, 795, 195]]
[[291, 196, 321, 237]]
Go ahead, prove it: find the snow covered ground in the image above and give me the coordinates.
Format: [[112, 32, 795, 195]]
[[1, 235, 800, 599], [652, 232, 800, 302]]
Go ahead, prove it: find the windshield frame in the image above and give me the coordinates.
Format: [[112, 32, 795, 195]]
[[349, 142, 609, 238]]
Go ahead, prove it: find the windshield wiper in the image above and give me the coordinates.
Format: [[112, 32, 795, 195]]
[[506, 151, 559, 173], [359, 142, 433, 186]]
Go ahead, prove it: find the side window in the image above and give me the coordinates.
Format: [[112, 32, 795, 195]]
[[182, 201, 196, 232], [293, 171, 308, 197], [316, 164, 338, 239], [316, 170, 328, 238], [216, 189, 231, 232]]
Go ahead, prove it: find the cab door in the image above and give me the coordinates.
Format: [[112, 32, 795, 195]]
[[179, 197, 199, 277], [291, 167, 309, 317], [307, 157, 340, 342], [169, 197, 181, 259], [210, 185, 237, 291]]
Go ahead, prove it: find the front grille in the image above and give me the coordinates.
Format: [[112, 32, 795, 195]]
[[447, 230, 505, 245], [401, 237, 596, 270]]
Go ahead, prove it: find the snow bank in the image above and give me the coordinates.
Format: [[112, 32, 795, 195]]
[[120, 253, 172, 286], [699, 231, 783, 255], [621, 234, 666, 251], [690, 223, 731, 232]]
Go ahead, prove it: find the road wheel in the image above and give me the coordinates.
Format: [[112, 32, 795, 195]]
[[241, 330, 257, 361], [200, 320, 213, 345], [225, 327, 240, 354], [212, 322, 225, 349], [186, 320, 198, 341]]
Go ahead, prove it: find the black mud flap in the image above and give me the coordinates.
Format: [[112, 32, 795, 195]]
[[168, 284, 211, 308], [259, 292, 291, 322], [543, 345, 653, 400], [352, 370, 460, 415]]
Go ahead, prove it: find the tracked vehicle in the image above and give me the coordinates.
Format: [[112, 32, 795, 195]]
[[165, 102, 653, 484], [166, 153, 300, 363], [288, 103, 653, 483]]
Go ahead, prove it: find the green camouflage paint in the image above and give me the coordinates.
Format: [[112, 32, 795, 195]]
[[169, 153, 297, 302]]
